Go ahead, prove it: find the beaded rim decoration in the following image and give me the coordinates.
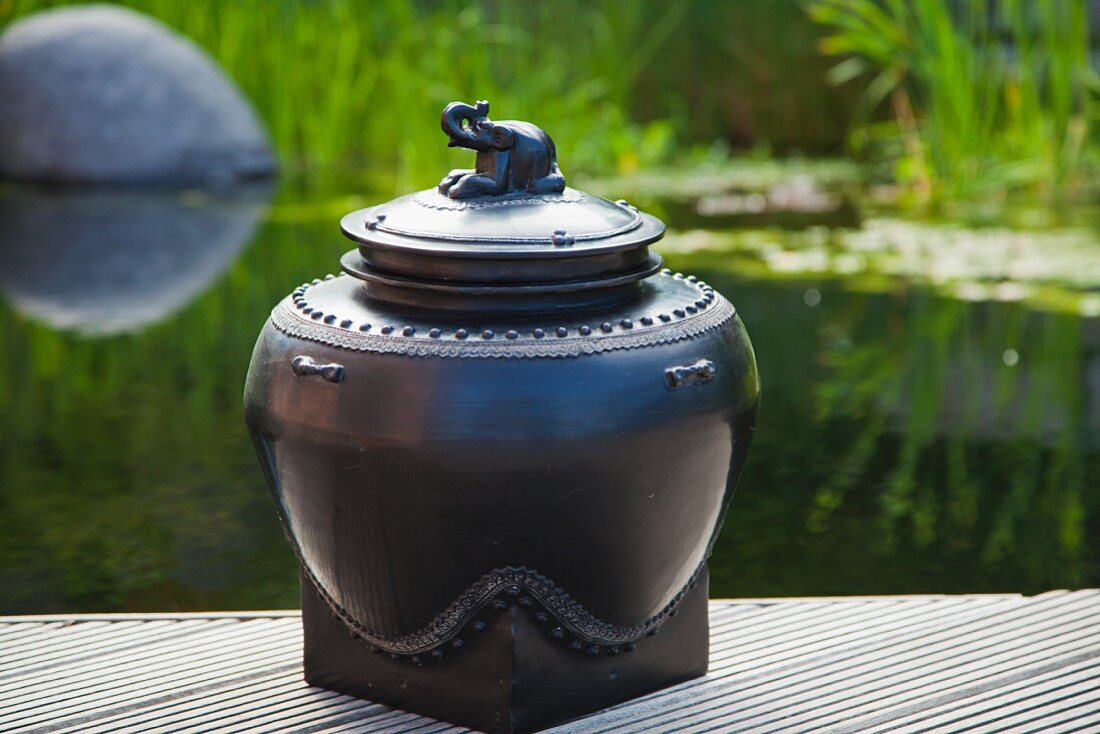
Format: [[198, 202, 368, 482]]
[[299, 552, 704, 657], [270, 271, 735, 360]]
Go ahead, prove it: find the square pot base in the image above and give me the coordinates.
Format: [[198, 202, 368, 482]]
[[300, 569, 710, 733]]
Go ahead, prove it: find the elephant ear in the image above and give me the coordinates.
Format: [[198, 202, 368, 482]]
[[491, 125, 515, 150]]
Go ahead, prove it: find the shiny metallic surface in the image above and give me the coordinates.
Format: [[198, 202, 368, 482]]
[[437, 100, 565, 200], [243, 102, 760, 733], [340, 198, 665, 286]]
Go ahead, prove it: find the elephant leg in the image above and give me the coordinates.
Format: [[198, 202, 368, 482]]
[[438, 168, 475, 195], [447, 172, 507, 199], [529, 164, 565, 194]]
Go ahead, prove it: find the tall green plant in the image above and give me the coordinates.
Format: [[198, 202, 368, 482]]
[[808, 0, 1098, 203], [4, 0, 690, 190]]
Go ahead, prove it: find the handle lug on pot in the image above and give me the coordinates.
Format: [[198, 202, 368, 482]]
[[665, 359, 716, 389], [291, 355, 345, 383]]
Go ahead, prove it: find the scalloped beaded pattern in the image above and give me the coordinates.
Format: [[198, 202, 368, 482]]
[[300, 551, 703, 658], [271, 270, 735, 360]]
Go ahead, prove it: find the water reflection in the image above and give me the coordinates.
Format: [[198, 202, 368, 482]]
[[0, 183, 1095, 613], [0, 182, 272, 335], [699, 275, 1099, 597]]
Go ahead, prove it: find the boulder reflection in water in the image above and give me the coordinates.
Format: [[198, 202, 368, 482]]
[[0, 182, 271, 335]]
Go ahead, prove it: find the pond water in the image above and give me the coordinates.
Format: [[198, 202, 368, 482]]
[[1, 173, 1097, 614]]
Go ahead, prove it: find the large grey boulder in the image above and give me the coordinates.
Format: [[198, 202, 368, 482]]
[[0, 5, 276, 184]]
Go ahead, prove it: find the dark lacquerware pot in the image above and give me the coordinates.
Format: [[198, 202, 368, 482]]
[[244, 101, 760, 734]]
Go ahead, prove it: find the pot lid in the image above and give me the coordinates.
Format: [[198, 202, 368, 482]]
[[340, 100, 665, 291]]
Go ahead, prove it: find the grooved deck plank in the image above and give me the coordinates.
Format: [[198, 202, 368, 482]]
[[1, 593, 1096, 734]]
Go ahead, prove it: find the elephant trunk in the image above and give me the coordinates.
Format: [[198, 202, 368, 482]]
[[441, 100, 490, 148]]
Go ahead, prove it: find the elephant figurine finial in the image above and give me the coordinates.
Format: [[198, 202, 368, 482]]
[[438, 100, 566, 200]]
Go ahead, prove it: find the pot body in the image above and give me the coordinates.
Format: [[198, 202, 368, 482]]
[[245, 269, 758, 654]]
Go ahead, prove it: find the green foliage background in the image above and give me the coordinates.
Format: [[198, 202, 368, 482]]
[[0, 1, 1097, 612], [811, 0, 1099, 202], [3, 0, 859, 190]]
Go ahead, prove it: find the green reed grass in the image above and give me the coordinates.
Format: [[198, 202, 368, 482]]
[[808, 0, 1098, 203], [3, 0, 696, 191], [3, 0, 857, 193]]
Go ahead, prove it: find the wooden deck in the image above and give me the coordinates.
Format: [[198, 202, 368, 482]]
[[2, 591, 1099, 733]]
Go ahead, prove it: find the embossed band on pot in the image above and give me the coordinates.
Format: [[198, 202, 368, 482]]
[[271, 271, 737, 359]]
